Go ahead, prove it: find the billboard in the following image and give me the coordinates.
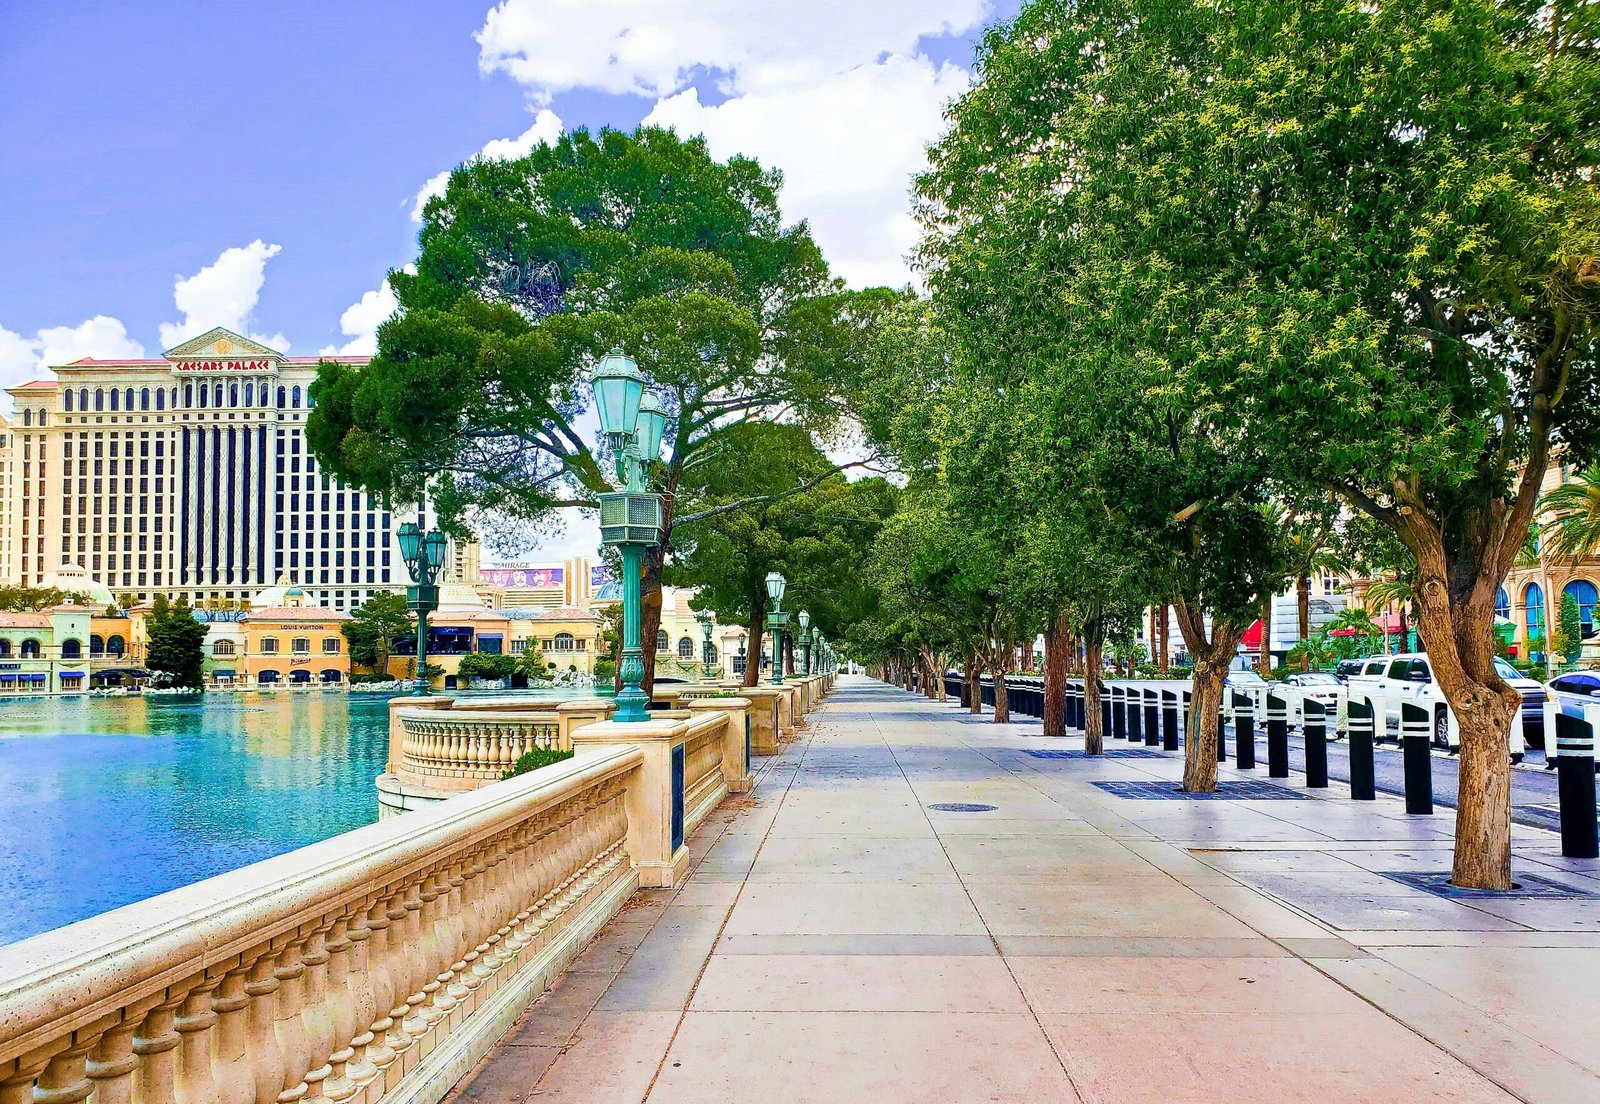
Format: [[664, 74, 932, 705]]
[[590, 564, 614, 588], [481, 567, 564, 589]]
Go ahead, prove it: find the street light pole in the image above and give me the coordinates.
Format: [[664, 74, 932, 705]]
[[765, 572, 788, 686], [399, 504, 447, 696], [696, 610, 716, 679], [798, 609, 811, 676]]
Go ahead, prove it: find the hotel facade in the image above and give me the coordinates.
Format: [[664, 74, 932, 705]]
[[0, 327, 418, 612]]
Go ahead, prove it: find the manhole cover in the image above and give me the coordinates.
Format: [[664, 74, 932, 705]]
[[1091, 780, 1309, 801], [928, 802, 997, 813]]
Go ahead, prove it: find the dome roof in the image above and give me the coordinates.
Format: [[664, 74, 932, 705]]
[[44, 564, 114, 607], [437, 570, 486, 612], [250, 574, 310, 609]]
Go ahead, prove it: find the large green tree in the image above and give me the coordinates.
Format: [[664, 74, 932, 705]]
[[145, 594, 207, 689], [933, 0, 1600, 886], [342, 591, 413, 674], [308, 126, 895, 690]]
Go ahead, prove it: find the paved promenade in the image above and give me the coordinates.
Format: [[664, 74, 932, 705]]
[[448, 677, 1600, 1103]]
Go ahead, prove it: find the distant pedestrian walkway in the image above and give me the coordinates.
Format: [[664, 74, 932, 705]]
[[448, 676, 1600, 1103]]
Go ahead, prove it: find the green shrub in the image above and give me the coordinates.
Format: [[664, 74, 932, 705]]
[[501, 747, 575, 780], [350, 672, 396, 685]]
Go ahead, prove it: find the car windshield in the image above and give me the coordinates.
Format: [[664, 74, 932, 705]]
[[1230, 671, 1268, 686], [1295, 674, 1340, 685], [1492, 658, 1522, 680]]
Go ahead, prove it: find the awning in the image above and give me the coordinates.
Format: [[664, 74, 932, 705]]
[[59, 672, 83, 680], [1330, 614, 1405, 637], [1240, 619, 1264, 649], [211, 669, 236, 677]]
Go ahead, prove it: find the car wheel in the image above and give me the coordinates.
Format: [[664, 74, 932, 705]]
[[1433, 709, 1451, 750]]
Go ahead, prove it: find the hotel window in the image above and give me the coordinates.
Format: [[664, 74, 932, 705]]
[[109, 390, 119, 411], [322, 638, 340, 654], [155, 389, 164, 411], [124, 388, 133, 410], [78, 388, 88, 410], [140, 388, 149, 410], [63, 390, 74, 412], [185, 385, 193, 406], [261, 637, 279, 655]]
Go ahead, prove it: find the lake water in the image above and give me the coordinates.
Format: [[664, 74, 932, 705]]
[[0, 688, 584, 944]]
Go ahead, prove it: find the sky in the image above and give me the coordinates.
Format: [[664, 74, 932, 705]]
[[0, 0, 1020, 559]]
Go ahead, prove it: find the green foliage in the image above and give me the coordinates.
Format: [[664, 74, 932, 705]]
[[515, 645, 551, 679], [500, 747, 575, 780], [350, 672, 398, 685], [1558, 592, 1584, 663], [456, 652, 519, 684], [0, 586, 90, 612], [145, 594, 207, 689], [343, 591, 412, 673]]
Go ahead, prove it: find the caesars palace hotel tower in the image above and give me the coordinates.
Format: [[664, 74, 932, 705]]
[[0, 327, 417, 612]]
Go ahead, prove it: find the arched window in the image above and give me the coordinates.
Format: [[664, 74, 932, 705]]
[[20, 409, 31, 426], [155, 388, 165, 411], [244, 382, 253, 406], [678, 636, 694, 658], [63, 390, 73, 412], [94, 389, 104, 411], [213, 383, 223, 407], [291, 385, 302, 409], [656, 629, 669, 652], [106, 635, 125, 657], [89, 635, 104, 656], [277, 386, 287, 407], [197, 384, 207, 408], [0, 640, 11, 658], [230, 384, 239, 407], [37, 411, 45, 426], [553, 632, 574, 651], [124, 388, 134, 410], [79, 388, 88, 411], [1525, 582, 1546, 639], [212, 640, 236, 657], [1495, 588, 1510, 620], [60, 639, 81, 659], [1564, 580, 1599, 639], [20, 639, 40, 659], [140, 388, 150, 410], [108, 390, 119, 411]]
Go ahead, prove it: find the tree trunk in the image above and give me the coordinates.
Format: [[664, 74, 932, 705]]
[[1082, 621, 1105, 755], [1297, 575, 1312, 670], [964, 651, 981, 714], [743, 586, 766, 688], [993, 646, 1011, 724], [1043, 614, 1069, 737], [1173, 598, 1246, 793], [1258, 597, 1272, 675], [785, 634, 796, 681], [640, 563, 663, 698], [1157, 604, 1170, 674]]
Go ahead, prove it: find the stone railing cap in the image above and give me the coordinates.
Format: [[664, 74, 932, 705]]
[[556, 697, 618, 714]]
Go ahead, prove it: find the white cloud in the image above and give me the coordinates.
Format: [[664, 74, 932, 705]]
[[410, 109, 564, 223], [158, 239, 288, 351], [474, 2, 991, 287], [321, 264, 416, 356], [0, 315, 146, 399]]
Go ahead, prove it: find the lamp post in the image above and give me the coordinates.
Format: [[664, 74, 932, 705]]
[[765, 571, 788, 685], [592, 348, 667, 722], [399, 508, 449, 695], [696, 609, 717, 679], [798, 609, 811, 676], [811, 626, 820, 675]]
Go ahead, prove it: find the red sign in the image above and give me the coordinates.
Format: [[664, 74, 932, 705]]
[[174, 359, 273, 373]]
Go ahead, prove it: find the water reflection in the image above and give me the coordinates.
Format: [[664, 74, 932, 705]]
[[0, 688, 580, 944]]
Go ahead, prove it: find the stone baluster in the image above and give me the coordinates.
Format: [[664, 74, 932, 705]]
[[459, 852, 492, 994], [443, 861, 473, 1009], [320, 915, 358, 1102], [360, 897, 399, 1078], [210, 965, 257, 1104], [86, 1015, 139, 1104], [271, 937, 311, 1103], [35, 1039, 95, 1104], [418, 870, 455, 1029], [381, 889, 416, 1063], [298, 925, 335, 1102], [173, 973, 221, 1104], [340, 907, 379, 1090], [133, 993, 185, 1104], [244, 948, 284, 1104]]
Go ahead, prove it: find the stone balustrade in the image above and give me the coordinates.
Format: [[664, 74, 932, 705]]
[[0, 743, 645, 1104], [379, 698, 615, 818]]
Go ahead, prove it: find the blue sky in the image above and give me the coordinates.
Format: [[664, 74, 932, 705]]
[[1, 1, 1020, 385]]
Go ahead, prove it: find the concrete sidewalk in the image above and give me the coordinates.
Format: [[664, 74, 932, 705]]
[[446, 676, 1600, 1103]]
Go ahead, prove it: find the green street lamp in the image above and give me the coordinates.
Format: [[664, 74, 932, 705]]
[[593, 348, 666, 722], [765, 571, 788, 685], [798, 609, 812, 676], [399, 509, 449, 695], [810, 625, 820, 675], [695, 609, 716, 679]]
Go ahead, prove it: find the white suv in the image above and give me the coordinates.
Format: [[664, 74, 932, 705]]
[[1344, 653, 1535, 762]]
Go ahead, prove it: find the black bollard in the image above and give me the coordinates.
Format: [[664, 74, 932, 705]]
[[1144, 690, 1160, 747], [1065, 681, 1078, 731], [1163, 690, 1180, 751], [1216, 693, 1228, 763], [1555, 712, 1600, 859], [1399, 702, 1434, 815], [1128, 686, 1144, 743], [1266, 692, 1290, 778], [1303, 698, 1329, 788], [1232, 692, 1256, 770], [1100, 694, 1111, 741], [1346, 698, 1376, 800], [1112, 687, 1126, 740]]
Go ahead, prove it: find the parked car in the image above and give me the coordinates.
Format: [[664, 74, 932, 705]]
[[1276, 671, 1346, 727], [1344, 653, 1536, 760], [1550, 670, 1600, 720], [1224, 668, 1271, 714], [1333, 658, 1366, 683]]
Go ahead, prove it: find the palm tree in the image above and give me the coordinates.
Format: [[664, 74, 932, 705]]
[[1540, 468, 1600, 562], [1285, 520, 1344, 669], [1363, 577, 1414, 654]]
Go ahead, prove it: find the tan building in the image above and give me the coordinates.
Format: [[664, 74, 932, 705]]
[[1500, 455, 1600, 663], [1, 327, 415, 613]]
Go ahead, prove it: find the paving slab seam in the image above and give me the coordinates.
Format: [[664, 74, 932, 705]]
[[890, 684, 1550, 1104]]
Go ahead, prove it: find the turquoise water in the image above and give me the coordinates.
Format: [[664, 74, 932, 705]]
[[0, 688, 583, 945]]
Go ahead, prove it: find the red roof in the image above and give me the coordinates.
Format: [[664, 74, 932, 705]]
[[1240, 619, 1264, 648], [0, 613, 50, 628], [12, 380, 58, 390]]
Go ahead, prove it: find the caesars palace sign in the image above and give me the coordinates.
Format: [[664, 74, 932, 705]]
[[172, 358, 276, 374]]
